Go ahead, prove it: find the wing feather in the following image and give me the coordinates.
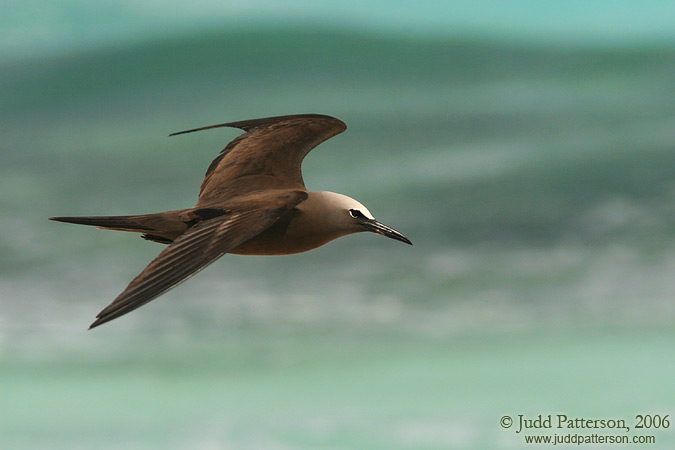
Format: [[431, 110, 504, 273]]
[[89, 190, 307, 328], [170, 114, 346, 202]]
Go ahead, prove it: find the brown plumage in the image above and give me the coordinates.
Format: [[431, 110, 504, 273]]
[[51, 114, 411, 329]]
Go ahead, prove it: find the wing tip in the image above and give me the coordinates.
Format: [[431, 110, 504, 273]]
[[89, 308, 114, 328]]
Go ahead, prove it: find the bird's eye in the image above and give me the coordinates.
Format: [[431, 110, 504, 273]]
[[349, 209, 364, 219]]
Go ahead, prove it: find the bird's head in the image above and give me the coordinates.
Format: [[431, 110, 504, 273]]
[[312, 191, 412, 245]]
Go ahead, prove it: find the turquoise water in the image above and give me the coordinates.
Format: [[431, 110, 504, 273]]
[[2, 7, 675, 449], [4, 330, 674, 448]]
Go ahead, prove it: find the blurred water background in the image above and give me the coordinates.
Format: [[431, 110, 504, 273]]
[[2, 1, 675, 448]]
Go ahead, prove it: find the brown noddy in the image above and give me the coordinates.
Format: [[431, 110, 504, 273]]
[[50, 114, 412, 329]]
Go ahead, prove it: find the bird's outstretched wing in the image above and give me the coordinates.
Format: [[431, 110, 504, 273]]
[[89, 190, 307, 328], [170, 114, 347, 203]]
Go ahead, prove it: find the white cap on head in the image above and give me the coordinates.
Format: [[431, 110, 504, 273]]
[[314, 191, 375, 220]]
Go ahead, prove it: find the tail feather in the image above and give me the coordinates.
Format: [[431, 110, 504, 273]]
[[49, 210, 191, 243], [49, 215, 155, 231]]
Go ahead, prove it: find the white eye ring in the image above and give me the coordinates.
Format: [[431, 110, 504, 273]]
[[349, 209, 360, 219]]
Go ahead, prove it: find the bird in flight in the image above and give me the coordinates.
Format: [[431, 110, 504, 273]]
[[51, 114, 412, 329]]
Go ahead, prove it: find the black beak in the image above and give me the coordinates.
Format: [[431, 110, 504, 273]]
[[361, 219, 412, 245]]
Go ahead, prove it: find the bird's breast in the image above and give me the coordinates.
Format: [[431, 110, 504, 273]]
[[228, 208, 343, 255]]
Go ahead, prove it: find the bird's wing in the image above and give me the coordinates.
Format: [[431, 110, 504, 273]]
[[170, 114, 346, 204], [89, 190, 308, 329]]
